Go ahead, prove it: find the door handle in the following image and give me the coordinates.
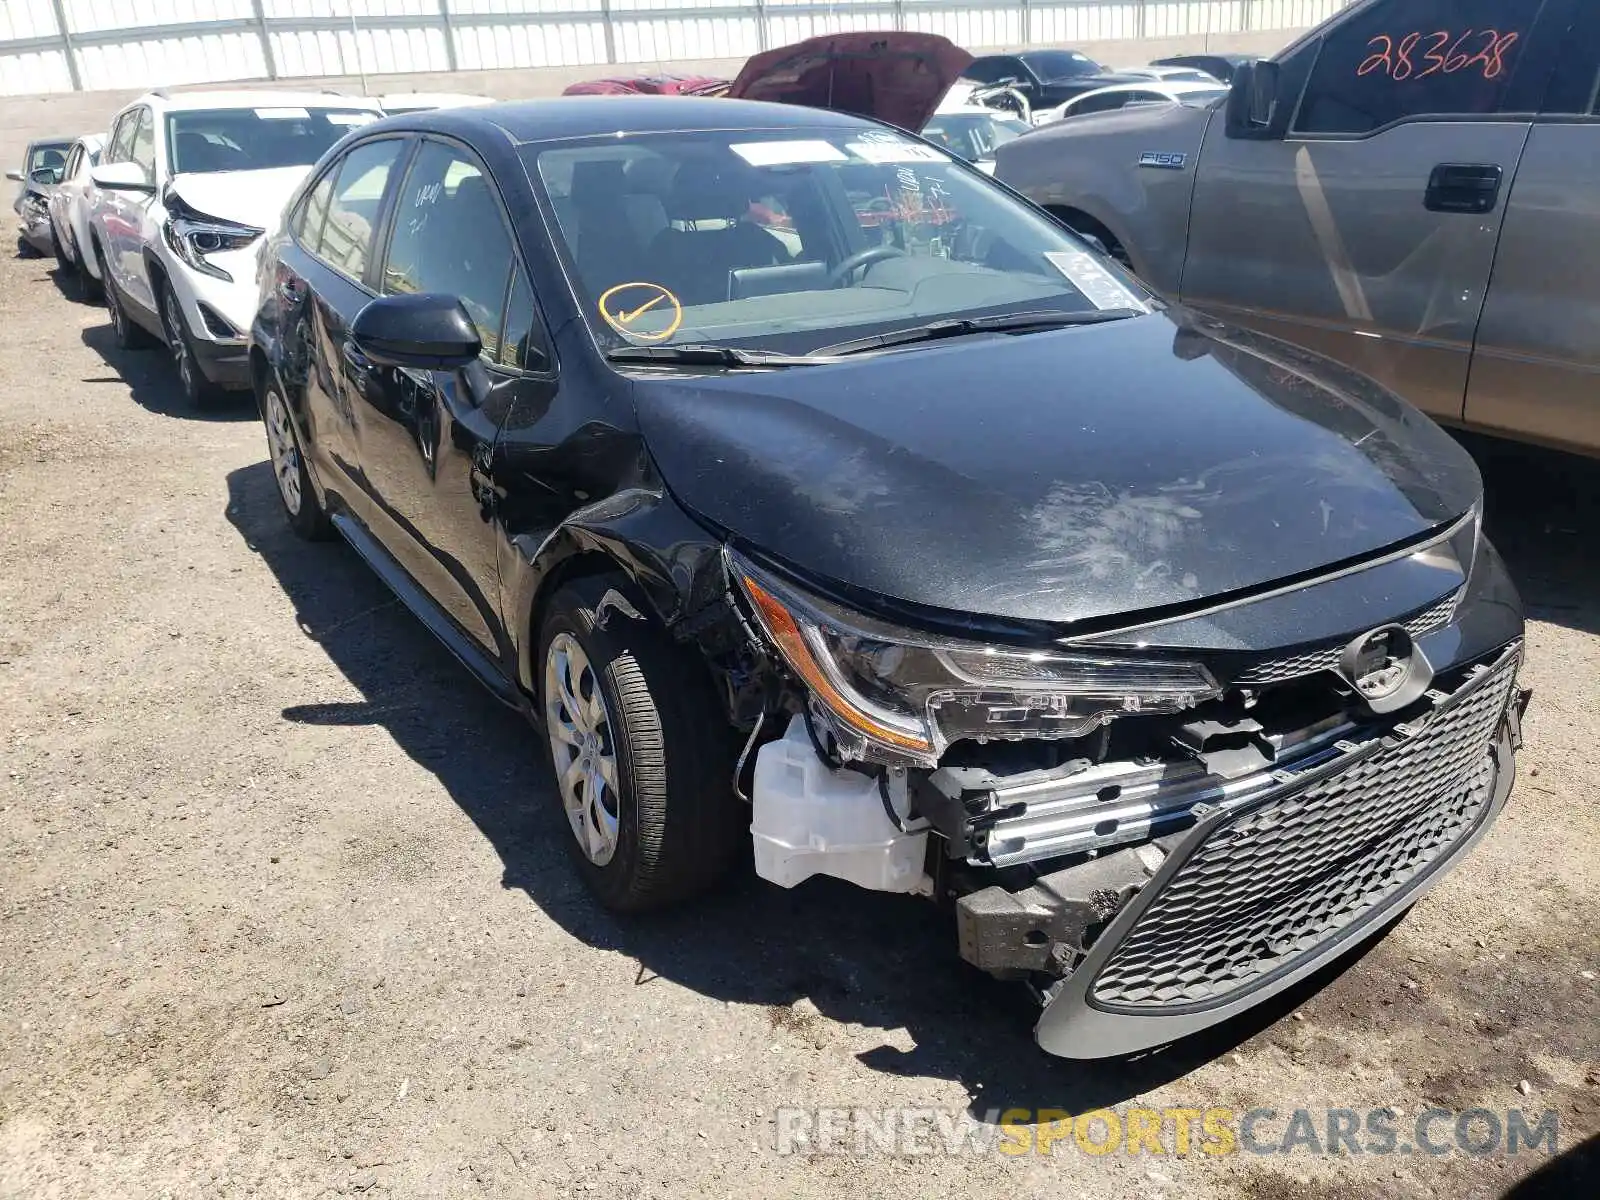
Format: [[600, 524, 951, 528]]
[[277, 277, 304, 303], [1424, 164, 1503, 214]]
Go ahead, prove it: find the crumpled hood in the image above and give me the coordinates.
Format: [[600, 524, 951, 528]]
[[166, 165, 315, 231], [633, 310, 1481, 629], [727, 32, 973, 132]]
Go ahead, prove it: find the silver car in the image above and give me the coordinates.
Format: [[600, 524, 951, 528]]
[[997, 0, 1600, 458], [8, 136, 72, 257]]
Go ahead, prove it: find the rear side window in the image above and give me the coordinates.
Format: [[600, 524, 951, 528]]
[[381, 141, 515, 361], [315, 139, 404, 280], [1294, 0, 1547, 135]]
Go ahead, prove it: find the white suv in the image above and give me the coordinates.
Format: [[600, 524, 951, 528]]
[[87, 90, 382, 406]]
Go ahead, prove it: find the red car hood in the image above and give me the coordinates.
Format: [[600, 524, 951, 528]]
[[726, 32, 972, 132]]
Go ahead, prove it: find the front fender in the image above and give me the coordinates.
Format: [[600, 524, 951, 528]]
[[506, 487, 730, 697]]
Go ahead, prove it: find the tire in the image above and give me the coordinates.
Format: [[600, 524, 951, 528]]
[[97, 245, 156, 350], [78, 249, 103, 302], [259, 375, 331, 541], [159, 281, 221, 408], [51, 226, 70, 274], [16, 234, 40, 259], [538, 575, 743, 912]]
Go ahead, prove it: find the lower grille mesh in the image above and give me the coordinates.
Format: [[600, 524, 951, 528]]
[[1090, 655, 1517, 1011]]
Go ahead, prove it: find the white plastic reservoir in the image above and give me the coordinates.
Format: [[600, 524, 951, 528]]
[[750, 714, 928, 893]]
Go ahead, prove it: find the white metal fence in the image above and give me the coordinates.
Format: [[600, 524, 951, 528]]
[[0, 0, 1348, 96]]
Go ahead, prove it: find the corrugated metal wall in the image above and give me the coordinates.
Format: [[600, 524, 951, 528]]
[[0, 0, 1351, 96]]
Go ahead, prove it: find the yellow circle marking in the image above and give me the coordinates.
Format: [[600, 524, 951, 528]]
[[598, 281, 683, 342]]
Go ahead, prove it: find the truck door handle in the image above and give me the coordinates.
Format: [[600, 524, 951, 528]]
[[1424, 164, 1503, 214]]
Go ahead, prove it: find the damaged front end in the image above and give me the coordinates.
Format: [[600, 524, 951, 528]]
[[721, 519, 1529, 1058]]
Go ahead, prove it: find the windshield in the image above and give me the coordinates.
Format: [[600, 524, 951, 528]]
[[1020, 50, 1104, 79], [526, 128, 1150, 357], [166, 107, 377, 174], [27, 143, 70, 175], [922, 113, 1030, 163]]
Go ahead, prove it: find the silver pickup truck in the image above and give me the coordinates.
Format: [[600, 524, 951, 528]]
[[997, 0, 1600, 458]]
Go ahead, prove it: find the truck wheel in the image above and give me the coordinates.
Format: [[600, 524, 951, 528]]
[[538, 576, 743, 912]]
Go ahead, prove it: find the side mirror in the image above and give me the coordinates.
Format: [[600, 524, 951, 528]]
[[30, 166, 62, 186], [90, 161, 155, 193], [351, 293, 481, 371], [1225, 60, 1283, 139], [5, 169, 22, 182]]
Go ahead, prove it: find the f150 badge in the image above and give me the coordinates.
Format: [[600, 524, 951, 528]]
[[1138, 151, 1188, 170]]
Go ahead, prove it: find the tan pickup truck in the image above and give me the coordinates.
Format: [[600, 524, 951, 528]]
[[997, 0, 1600, 458]]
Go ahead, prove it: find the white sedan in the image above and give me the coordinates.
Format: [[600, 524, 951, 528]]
[[46, 133, 105, 286], [1033, 79, 1228, 126]]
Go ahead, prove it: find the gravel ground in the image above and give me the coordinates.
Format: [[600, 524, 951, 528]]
[[0, 245, 1596, 1199]]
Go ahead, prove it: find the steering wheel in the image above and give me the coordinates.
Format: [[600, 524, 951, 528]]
[[827, 244, 906, 287]]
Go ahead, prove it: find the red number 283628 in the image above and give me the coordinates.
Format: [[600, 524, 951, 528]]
[[1357, 29, 1520, 81]]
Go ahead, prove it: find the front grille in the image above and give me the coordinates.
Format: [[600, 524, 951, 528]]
[[1235, 592, 1458, 686], [1089, 653, 1516, 1011]]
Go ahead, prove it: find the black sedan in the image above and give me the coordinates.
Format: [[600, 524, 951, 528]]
[[250, 96, 1528, 1059]]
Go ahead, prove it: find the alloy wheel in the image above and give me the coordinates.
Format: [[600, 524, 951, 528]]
[[264, 388, 303, 516], [544, 632, 621, 866], [163, 289, 194, 396]]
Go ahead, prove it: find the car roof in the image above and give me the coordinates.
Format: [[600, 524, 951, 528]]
[[129, 89, 383, 114], [451, 95, 879, 144]]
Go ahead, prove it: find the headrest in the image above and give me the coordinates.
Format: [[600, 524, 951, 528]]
[[571, 159, 626, 207], [665, 166, 751, 222]]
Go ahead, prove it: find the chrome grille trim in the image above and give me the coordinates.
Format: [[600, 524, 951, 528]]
[[1234, 591, 1460, 687]]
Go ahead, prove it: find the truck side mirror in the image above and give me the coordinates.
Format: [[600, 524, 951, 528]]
[[1225, 60, 1283, 140]]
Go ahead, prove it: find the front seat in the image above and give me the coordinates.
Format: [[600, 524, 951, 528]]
[[649, 168, 792, 305]]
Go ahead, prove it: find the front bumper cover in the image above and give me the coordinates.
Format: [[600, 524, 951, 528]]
[[1030, 651, 1525, 1058]]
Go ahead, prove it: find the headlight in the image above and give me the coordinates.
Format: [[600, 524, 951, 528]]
[[162, 214, 263, 282], [733, 553, 1220, 767]]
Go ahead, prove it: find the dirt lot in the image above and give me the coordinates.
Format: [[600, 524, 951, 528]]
[[0, 245, 1596, 1199]]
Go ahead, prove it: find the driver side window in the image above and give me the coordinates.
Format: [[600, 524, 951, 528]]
[[382, 141, 516, 364]]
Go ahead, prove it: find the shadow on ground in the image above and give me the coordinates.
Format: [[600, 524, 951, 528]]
[[1463, 431, 1600, 637], [225, 459, 1423, 1115], [1501, 1133, 1600, 1199], [78, 316, 254, 422]]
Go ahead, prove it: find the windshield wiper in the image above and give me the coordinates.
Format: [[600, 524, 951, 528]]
[[605, 343, 820, 368], [809, 308, 1146, 358]]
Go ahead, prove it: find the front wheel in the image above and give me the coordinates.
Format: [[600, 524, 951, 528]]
[[160, 284, 221, 408], [538, 576, 743, 912], [51, 225, 71, 274]]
